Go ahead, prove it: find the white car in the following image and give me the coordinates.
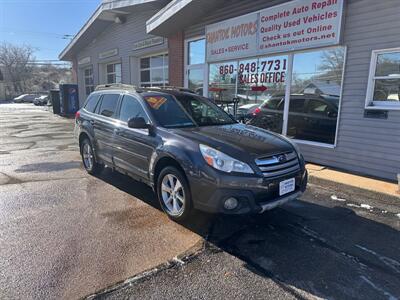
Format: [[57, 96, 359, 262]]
[[34, 95, 49, 106], [13, 94, 37, 103]]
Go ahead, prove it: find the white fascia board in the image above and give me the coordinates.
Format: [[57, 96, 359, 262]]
[[146, 0, 193, 34], [59, 0, 160, 61]]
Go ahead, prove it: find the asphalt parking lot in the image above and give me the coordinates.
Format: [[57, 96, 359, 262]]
[[0, 104, 201, 299], [1, 104, 400, 300]]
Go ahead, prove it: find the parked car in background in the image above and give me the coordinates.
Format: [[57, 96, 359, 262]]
[[13, 94, 37, 103], [34, 95, 49, 106], [74, 84, 307, 221], [248, 94, 339, 144], [236, 103, 262, 122]]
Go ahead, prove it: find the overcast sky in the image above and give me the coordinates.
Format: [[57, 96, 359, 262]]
[[0, 0, 99, 61]]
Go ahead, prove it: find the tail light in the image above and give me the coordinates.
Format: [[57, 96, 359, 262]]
[[75, 111, 81, 119], [252, 107, 261, 116]]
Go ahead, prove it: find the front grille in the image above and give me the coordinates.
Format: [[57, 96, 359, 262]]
[[255, 151, 300, 178]]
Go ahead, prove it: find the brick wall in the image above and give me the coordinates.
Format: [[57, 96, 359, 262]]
[[168, 31, 184, 87]]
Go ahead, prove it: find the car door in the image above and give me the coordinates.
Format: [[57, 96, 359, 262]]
[[286, 96, 306, 139], [303, 98, 336, 144], [93, 93, 121, 164], [113, 94, 157, 180]]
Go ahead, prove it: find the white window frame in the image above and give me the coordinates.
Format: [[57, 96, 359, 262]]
[[84, 66, 94, 96], [139, 52, 169, 87], [184, 36, 207, 96], [365, 47, 400, 110], [106, 62, 122, 84]]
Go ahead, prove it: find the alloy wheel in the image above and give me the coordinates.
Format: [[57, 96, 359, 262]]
[[82, 143, 94, 170], [161, 174, 185, 216]]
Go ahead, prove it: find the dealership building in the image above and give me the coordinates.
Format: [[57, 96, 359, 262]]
[[60, 0, 400, 181]]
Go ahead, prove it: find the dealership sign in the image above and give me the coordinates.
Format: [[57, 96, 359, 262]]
[[205, 0, 344, 62], [133, 36, 164, 51]]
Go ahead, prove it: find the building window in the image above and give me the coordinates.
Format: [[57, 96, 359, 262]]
[[366, 48, 400, 109], [84, 67, 94, 96], [207, 46, 345, 145], [186, 38, 205, 95], [140, 54, 168, 87], [106, 63, 122, 84]]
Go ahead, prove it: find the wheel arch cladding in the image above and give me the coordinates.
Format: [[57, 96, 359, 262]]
[[153, 156, 188, 188]]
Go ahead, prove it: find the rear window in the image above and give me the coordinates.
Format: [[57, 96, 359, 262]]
[[98, 94, 119, 118], [84, 94, 100, 113], [262, 98, 283, 110]]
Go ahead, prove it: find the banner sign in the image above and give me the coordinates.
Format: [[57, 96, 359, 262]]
[[133, 36, 164, 51], [205, 0, 344, 62], [78, 56, 91, 65], [98, 48, 118, 59], [206, 12, 258, 62]]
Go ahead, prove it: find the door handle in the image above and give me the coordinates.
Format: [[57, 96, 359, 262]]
[[114, 128, 122, 134], [90, 120, 95, 125]]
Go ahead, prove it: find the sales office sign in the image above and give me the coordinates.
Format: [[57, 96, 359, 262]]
[[205, 0, 344, 62]]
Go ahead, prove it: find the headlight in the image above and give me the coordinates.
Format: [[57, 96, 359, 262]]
[[199, 144, 254, 174]]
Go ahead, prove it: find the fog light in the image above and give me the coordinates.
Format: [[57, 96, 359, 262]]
[[224, 197, 238, 210]]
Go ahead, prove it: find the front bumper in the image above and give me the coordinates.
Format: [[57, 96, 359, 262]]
[[189, 167, 307, 214]]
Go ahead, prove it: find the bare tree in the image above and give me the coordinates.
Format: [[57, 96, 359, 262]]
[[318, 47, 345, 83], [0, 43, 35, 95]]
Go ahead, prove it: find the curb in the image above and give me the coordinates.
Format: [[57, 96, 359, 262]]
[[308, 174, 400, 203]]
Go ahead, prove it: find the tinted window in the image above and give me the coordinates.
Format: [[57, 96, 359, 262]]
[[307, 99, 328, 116], [84, 94, 100, 113], [119, 95, 149, 123], [289, 98, 306, 113], [98, 94, 119, 118], [262, 98, 283, 110]]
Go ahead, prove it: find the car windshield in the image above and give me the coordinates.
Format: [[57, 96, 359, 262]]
[[144, 94, 236, 128]]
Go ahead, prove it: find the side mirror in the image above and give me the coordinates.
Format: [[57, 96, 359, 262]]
[[127, 117, 149, 129]]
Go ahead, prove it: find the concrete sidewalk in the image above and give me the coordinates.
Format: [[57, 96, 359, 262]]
[[307, 163, 399, 200]]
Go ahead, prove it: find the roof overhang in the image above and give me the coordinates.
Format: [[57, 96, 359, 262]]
[[59, 0, 169, 61], [146, 0, 223, 36]]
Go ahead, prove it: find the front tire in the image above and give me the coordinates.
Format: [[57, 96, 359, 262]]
[[157, 166, 193, 221], [81, 138, 103, 175]]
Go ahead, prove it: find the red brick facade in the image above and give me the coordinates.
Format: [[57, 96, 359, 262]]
[[168, 31, 184, 87]]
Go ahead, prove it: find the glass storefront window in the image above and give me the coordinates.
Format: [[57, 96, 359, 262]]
[[84, 67, 94, 96], [288, 46, 344, 144], [208, 62, 237, 114]]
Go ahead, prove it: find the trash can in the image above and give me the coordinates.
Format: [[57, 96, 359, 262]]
[[50, 90, 61, 114], [59, 84, 79, 116]]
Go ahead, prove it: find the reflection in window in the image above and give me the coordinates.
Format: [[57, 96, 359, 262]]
[[188, 39, 205, 65], [369, 51, 400, 103], [140, 54, 168, 87], [288, 46, 344, 144], [208, 62, 237, 115]]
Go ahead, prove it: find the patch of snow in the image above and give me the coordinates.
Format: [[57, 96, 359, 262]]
[[331, 195, 346, 202], [360, 204, 373, 210], [346, 203, 374, 210]]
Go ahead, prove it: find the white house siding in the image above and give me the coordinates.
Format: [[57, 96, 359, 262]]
[[76, 8, 168, 106], [184, 0, 400, 180]]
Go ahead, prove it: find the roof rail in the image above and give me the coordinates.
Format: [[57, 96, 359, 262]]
[[95, 83, 136, 91], [141, 86, 195, 93]]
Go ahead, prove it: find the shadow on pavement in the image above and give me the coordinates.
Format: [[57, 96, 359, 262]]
[[95, 168, 400, 300]]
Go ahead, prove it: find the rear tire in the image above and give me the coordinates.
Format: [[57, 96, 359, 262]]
[[81, 138, 103, 175], [157, 166, 193, 222]]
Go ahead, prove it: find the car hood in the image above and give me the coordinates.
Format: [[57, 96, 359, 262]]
[[171, 123, 294, 160]]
